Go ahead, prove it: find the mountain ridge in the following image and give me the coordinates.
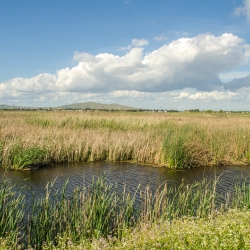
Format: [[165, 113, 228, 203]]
[[0, 102, 139, 110], [55, 102, 138, 110]]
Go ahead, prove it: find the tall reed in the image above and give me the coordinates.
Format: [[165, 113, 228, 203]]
[[12, 147, 47, 170], [0, 177, 24, 247], [27, 177, 139, 246], [1, 111, 250, 169], [1, 175, 250, 248]]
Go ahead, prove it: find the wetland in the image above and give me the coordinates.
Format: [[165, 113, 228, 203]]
[[1, 111, 250, 249]]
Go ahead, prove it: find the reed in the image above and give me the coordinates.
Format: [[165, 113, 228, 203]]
[[12, 147, 47, 170], [1, 111, 250, 169], [0, 177, 24, 248], [1, 176, 250, 248], [27, 177, 140, 247]]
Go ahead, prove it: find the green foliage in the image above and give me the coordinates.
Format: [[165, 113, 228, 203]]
[[0, 141, 3, 166], [205, 110, 213, 113], [87, 210, 250, 250], [0, 178, 24, 247], [12, 147, 47, 170], [1, 177, 250, 248], [27, 177, 138, 246], [58, 117, 132, 131], [162, 124, 191, 168], [25, 117, 54, 128]]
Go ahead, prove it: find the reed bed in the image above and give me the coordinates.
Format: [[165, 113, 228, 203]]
[[0, 111, 250, 169], [1, 176, 250, 249]]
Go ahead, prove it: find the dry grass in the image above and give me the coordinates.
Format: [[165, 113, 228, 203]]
[[0, 110, 250, 169]]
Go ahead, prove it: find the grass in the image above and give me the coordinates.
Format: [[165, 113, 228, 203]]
[[1, 111, 250, 170], [0, 177, 24, 247], [1, 176, 250, 249], [12, 147, 47, 170], [85, 210, 250, 250]]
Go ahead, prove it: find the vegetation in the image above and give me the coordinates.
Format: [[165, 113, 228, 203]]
[[1, 110, 250, 170], [0, 178, 24, 247], [12, 147, 47, 170], [0, 176, 250, 249]]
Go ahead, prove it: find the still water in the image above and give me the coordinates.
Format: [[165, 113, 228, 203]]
[[1, 162, 250, 199]]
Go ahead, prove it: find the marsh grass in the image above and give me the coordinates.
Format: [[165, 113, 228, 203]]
[[0, 177, 24, 247], [162, 124, 189, 168], [12, 147, 47, 170], [2, 175, 250, 248], [27, 177, 139, 246], [1, 111, 250, 169]]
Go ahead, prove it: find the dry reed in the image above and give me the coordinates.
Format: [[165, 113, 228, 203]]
[[0, 110, 250, 169]]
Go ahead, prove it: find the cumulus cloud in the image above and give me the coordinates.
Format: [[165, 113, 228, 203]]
[[1, 33, 250, 107], [60, 33, 249, 92], [235, 0, 250, 21], [175, 90, 238, 102], [0, 74, 56, 99]]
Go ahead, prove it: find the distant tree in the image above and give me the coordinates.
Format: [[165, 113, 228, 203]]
[[205, 110, 213, 113]]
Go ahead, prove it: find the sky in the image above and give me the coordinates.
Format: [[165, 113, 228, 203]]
[[1, 0, 250, 110]]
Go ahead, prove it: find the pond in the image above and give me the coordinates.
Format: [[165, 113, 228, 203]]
[[1, 162, 250, 199]]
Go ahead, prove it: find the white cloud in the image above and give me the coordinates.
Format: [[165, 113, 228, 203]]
[[132, 39, 149, 47], [153, 36, 168, 41], [0, 73, 56, 98], [1, 33, 250, 109], [175, 90, 238, 102], [108, 90, 150, 100], [119, 38, 149, 51], [235, 0, 250, 21]]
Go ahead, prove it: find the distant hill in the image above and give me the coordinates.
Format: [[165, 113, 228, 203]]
[[0, 104, 39, 110], [54, 102, 138, 110], [0, 102, 139, 111], [0, 104, 16, 109]]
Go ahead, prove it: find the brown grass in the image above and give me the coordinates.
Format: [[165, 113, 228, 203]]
[[0, 110, 250, 169]]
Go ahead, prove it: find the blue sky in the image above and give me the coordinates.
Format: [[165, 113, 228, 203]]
[[1, 0, 250, 110]]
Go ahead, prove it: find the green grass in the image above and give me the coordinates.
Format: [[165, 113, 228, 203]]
[[12, 147, 47, 170], [0, 177, 24, 247], [1, 176, 250, 249], [83, 210, 250, 250]]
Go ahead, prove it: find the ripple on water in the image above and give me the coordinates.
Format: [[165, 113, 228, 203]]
[[0, 162, 250, 202]]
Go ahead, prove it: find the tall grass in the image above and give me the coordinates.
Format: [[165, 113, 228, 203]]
[[0, 177, 24, 247], [27, 177, 138, 245], [12, 147, 47, 170], [1, 176, 250, 248], [1, 111, 250, 169]]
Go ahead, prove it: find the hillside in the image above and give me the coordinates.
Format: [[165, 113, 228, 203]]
[[0, 104, 39, 110], [0, 102, 139, 111], [54, 102, 138, 110]]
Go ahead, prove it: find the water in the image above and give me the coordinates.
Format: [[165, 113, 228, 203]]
[[1, 162, 250, 199]]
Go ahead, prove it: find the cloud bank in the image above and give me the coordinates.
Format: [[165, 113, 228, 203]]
[[1, 33, 250, 109]]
